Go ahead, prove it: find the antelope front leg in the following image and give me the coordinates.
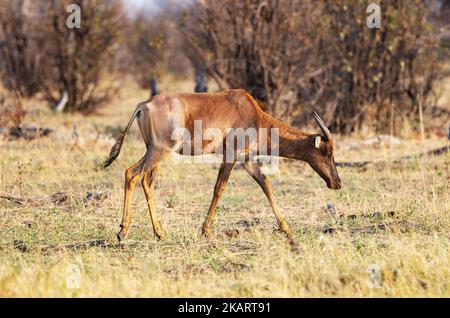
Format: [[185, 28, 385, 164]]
[[243, 163, 294, 244], [141, 165, 165, 240], [117, 157, 145, 242], [202, 162, 235, 238]]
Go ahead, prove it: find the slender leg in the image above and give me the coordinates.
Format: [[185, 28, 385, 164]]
[[141, 164, 165, 239], [117, 157, 145, 242], [117, 147, 169, 242], [202, 162, 235, 237], [243, 162, 294, 243]]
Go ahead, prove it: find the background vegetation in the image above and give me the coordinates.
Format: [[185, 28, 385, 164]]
[[0, 0, 449, 132]]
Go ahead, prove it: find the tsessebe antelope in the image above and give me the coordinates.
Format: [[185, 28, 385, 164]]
[[104, 89, 342, 244]]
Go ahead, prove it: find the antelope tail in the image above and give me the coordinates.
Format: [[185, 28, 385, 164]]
[[103, 104, 143, 168]]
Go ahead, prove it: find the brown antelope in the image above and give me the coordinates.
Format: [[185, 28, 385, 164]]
[[104, 89, 341, 244]]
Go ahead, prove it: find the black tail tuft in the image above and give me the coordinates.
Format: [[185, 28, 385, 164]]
[[103, 104, 142, 168], [104, 133, 125, 168]]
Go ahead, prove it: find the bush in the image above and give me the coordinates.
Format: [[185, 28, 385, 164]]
[[310, 0, 442, 134], [0, 0, 126, 114], [181, 0, 444, 134], [123, 2, 192, 90], [179, 0, 319, 115], [124, 13, 171, 89], [34, 0, 126, 113], [0, 0, 42, 97]]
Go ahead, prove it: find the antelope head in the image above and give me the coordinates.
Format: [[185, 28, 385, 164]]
[[305, 111, 342, 190]]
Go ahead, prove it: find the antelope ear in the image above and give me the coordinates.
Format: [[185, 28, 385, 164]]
[[314, 136, 321, 149]]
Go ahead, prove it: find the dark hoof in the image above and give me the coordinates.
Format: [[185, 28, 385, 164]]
[[116, 231, 126, 243], [201, 227, 211, 238], [289, 242, 301, 253], [155, 233, 165, 241]]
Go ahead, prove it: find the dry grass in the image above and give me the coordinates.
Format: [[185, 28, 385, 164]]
[[0, 79, 449, 297]]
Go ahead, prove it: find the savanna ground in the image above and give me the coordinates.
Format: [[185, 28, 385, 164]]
[[0, 77, 449, 297]]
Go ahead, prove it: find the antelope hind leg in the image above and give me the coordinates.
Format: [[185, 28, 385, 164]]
[[141, 164, 165, 240], [117, 157, 145, 242]]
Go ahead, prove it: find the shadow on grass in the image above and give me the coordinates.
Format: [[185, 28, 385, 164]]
[[6, 238, 258, 255]]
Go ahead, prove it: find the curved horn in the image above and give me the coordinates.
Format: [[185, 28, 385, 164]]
[[312, 111, 331, 141]]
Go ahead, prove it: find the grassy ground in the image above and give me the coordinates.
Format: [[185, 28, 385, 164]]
[[0, 80, 449, 297]]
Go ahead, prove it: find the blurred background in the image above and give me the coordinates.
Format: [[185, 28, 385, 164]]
[[0, 0, 449, 137]]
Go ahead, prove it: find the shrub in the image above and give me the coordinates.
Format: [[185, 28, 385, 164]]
[[0, 0, 41, 97], [124, 13, 170, 89], [179, 0, 319, 116], [35, 0, 127, 113], [180, 0, 444, 134]]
